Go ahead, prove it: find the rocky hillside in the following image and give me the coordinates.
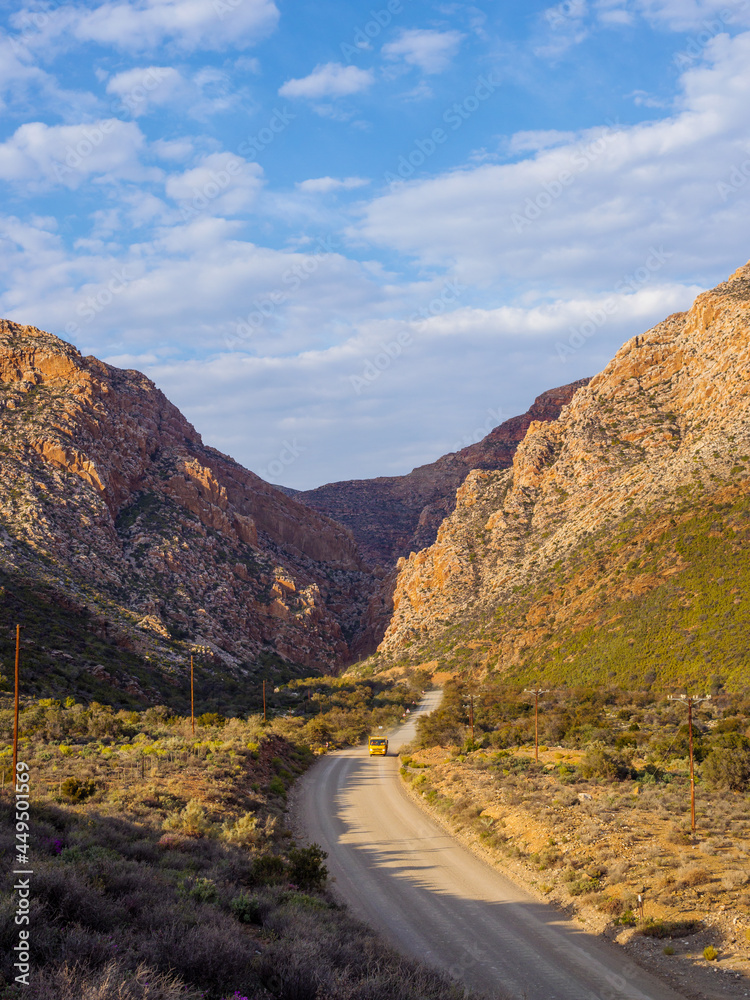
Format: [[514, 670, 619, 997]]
[[291, 382, 589, 569], [0, 321, 375, 704], [375, 262, 750, 690]]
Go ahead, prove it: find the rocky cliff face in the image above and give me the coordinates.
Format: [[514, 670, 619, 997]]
[[0, 321, 373, 682], [293, 381, 589, 570], [378, 262, 750, 681]]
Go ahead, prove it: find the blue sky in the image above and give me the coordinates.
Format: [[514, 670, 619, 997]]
[[1, 0, 750, 488]]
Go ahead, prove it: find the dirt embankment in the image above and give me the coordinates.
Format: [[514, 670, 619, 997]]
[[401, 744, 750, 1000]]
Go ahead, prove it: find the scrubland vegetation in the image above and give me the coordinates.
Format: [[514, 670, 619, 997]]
[[388, 486, 750, 693], [0, 670, 475, 1000], [401, 678, 750, 972]]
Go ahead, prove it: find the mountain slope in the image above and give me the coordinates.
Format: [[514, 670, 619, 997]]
[[0, 320, 374, 700], [375, 261, 750, 690], [293, 381, 589, 569]]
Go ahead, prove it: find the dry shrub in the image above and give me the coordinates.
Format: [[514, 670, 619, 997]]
[[222, 810, 262, 846], [33, 864, 122, 931], [157, 832, 194, 852], [137, 912, 262, 993], [607, 859, 631, 882], [597, 896, 624, 916], [24, 960, 199, 999], [722, 869, 749, 890], [678, 866, 711, 888], [162, 799, 215, 838]]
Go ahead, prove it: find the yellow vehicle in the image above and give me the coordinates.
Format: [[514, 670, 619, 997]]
[[368, 736, 388, 756]]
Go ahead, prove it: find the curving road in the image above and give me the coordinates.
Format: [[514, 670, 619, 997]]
[[296, 691, 689, 1000]]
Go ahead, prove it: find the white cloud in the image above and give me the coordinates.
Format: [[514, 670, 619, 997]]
[[633, 0, 750, 31], [165, 152, 264, 217], [278, 63, 374, 99], [628, 89, 668, 108], [296, 176, 369, 193], [138, 277, 700, 487], [0, 33, 48, 110], [507, 129, 576, 154], [352, 32, 750, 290], [61, 0, 280, 51], [105, 63, 251, 120], [0, 119, 154, 190], [382, 28, 464, 74], [593, 0, 634, 26], [106, 66, 186, 116]]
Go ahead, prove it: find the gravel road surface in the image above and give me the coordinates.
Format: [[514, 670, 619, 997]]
[[296, 690, 690, 1000]]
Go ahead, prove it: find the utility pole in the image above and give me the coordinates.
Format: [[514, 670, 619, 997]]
[[190, 655, 195, 736], [668, 693, 711, 833], [12, 625, 21, 775], [524, 686, 549, 763], [469, 693, 474, 744], [263, 679, 267, 723], [189, 645, 211, 735]]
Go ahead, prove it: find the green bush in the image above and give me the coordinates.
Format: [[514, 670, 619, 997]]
[[580, 742, 632, 781], [703, 735, 750, 791], [288, 843, 328, 891], [250, 854, 286, 884], [61, 777, 97, 802], [640, 919, 702, 939], [197, 712, 226, 728], [229, 892, 262, 924]]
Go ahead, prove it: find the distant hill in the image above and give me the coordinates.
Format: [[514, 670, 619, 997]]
[[290, 381, 589, 569]]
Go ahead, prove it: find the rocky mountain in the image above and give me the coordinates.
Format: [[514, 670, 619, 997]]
[[0, 320, 375, 703], [291, 381, 589, 570], [375, 262, 750, 691]]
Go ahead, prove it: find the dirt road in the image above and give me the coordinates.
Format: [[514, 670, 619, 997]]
[[296, 691, 689, 1000]]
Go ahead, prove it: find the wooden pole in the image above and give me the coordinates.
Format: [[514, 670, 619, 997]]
[[469, 693, 474, 744], [12, 625, 21, 776], [263, 679, 267, 722], [669, 692, 710, 835], [688, 697, 696, 834], [524, 687, 548, 763], [191, 655, 195, 736]]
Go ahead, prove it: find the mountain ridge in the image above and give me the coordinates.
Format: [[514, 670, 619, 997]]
[[0, 319, 373, 698], [373, 261, 750, 690], [287, 380, 589, 569]]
